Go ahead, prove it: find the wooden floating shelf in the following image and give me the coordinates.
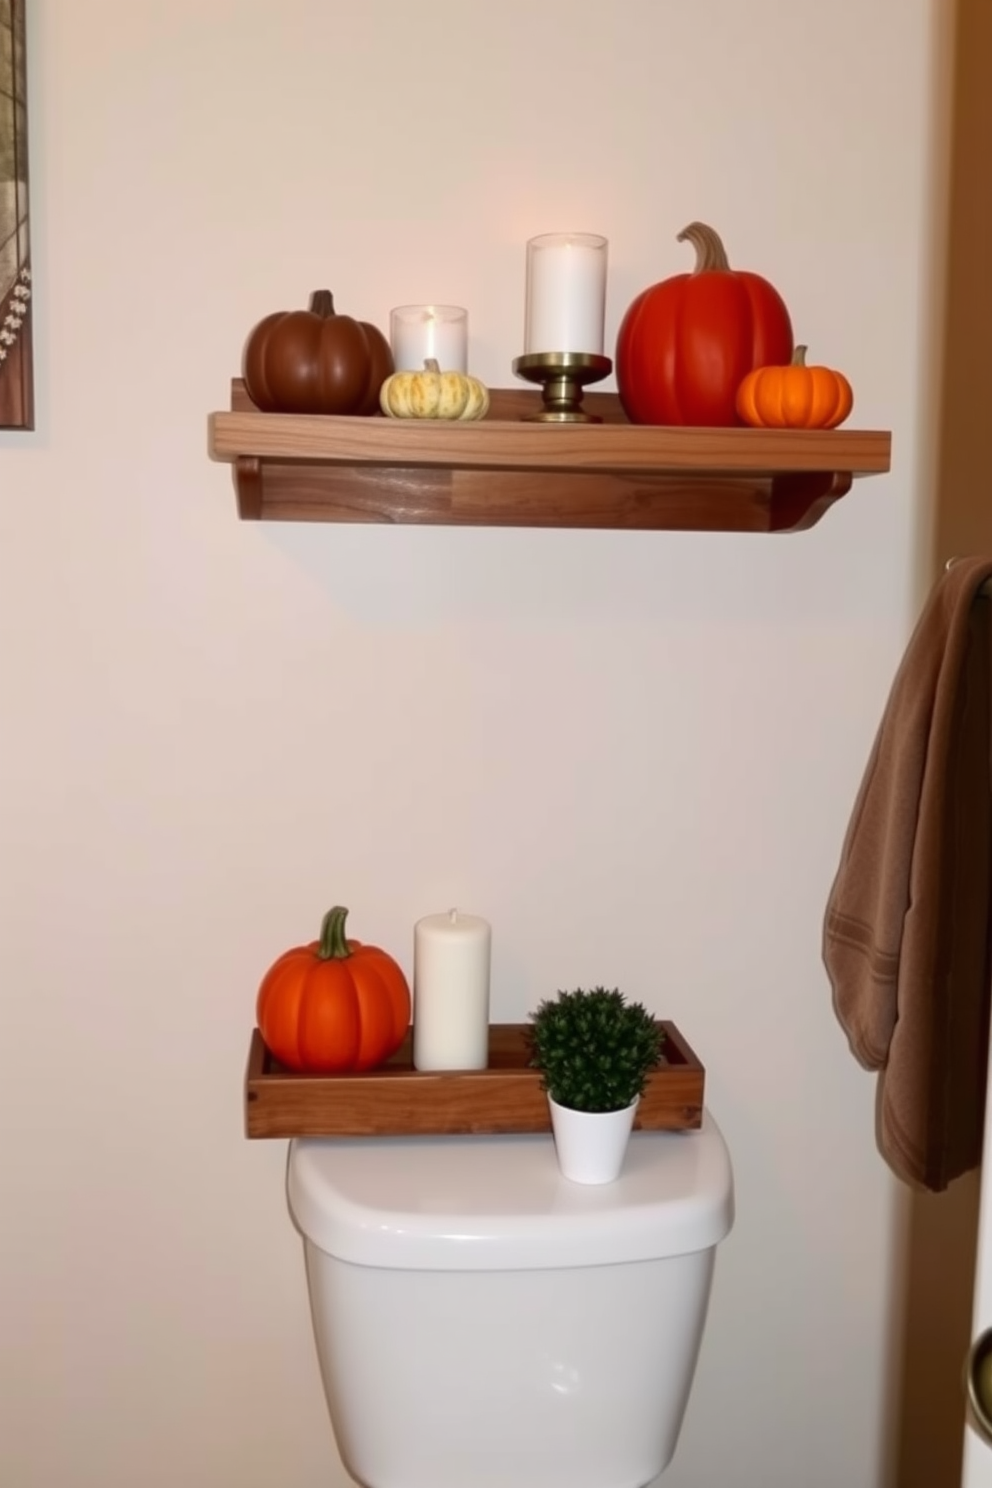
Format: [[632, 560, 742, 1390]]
[[210, 379, 891, 533], [244, 1020, 704, 1139]]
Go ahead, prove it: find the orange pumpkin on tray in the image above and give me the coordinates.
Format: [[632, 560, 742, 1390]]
[[256, 905, 411, 1073]]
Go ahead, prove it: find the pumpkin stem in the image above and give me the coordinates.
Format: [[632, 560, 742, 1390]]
[[792, 345, 808, 367], [424, 358, 441, 373], [317, 905, 352, 960], [308, 290, 336, 318], [676, 222, 731, 274]]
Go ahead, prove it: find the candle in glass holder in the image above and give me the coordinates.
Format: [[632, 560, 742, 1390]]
[[524, 233, 608, 356], [390, 305, 468, 372], [413, 909, 491, 1071]]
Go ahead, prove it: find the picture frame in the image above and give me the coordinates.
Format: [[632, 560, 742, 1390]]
[[0, 0, 32, 429]]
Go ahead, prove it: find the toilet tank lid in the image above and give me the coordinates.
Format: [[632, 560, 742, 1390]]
[[286, 1111, 734, 1271]]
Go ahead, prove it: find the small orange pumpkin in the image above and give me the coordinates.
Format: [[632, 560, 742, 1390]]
[[736, 345, 853, 430], [256, 906, 411, 1073]]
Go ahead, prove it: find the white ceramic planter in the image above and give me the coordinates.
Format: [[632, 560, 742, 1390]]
[[548, 1096, 640, 1184]]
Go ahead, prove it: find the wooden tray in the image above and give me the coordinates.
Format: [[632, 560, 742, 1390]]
[[244, 1021, 704, 1138]]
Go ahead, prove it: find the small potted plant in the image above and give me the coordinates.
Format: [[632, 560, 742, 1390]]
[[528, 986, 664, 1184]]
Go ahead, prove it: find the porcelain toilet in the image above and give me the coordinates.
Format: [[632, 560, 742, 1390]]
[[287, 1113, 734, 1488]]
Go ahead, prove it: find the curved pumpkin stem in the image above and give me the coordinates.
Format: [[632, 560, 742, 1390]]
[[317, 905, 352, 960], [308, 290, 336, 318], [791, 345, 809, 367], [676, 222, 731, 274]]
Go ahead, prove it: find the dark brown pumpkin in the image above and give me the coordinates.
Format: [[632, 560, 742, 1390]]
[[242, 289, 393, 416]]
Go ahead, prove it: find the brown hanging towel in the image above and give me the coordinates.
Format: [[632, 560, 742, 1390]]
[[823, 555, 992, 1191]]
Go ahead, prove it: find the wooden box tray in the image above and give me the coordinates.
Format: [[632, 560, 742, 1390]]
[[244, 1021, 704, 1138]]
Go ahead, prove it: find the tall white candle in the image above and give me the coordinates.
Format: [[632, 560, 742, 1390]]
[[390, 305, 468, 372], [413, 909, 491, 1071], [524, 233, 608, 356]]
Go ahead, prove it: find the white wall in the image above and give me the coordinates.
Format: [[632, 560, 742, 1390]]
[[0, 3, 941, 1485]]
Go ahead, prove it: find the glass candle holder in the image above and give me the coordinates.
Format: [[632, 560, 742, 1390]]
[[524, 233, 608, 357], [389, 304, 468, 372]]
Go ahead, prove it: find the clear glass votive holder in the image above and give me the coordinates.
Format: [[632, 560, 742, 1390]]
[[389, 304, 468, 373]]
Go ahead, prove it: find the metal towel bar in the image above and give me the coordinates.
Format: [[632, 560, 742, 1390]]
[[945, 557, 992, 596]]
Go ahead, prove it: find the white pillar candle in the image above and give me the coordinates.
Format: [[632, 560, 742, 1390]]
[[524, 233, 608, 356], [390, 304, 468, 372], [413, 909, 491, 1071]]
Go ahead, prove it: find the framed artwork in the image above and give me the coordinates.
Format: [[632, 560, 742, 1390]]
[[0, 0, 31, 429]]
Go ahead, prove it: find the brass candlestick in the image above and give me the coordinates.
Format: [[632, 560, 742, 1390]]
[[511, 351, 613, 423]]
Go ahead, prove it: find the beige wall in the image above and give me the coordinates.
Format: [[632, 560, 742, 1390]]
[[0, 3, 943, 1486]]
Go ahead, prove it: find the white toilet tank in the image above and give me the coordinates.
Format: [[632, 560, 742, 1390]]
[[287, 1113, 734, 1488]]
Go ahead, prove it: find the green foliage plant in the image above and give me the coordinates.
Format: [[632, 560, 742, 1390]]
[[528, 986, 664, 1114]]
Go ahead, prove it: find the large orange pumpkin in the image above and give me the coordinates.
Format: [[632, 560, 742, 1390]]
[[256, 906, 411, 1073], [736, 345, 854, 430], [615, 222, 794, 426], [243, 289, 393, 416]]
